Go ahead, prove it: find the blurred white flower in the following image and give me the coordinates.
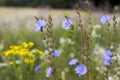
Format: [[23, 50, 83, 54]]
[[67, 38, 72, 44], [31, 49, 36, 53], [60, 37, 66, 44], [94, 44, 105, 63], [15, 60, 20, 64], [91, 30, 101, 38], [60, 37, 72, 44], [91, 30, 97, 37], [95, 67, 100, 71], [44, 50, 49, 55], [94, 44, 105, 55], [69, 52, 75, 58], [108, 75, 119, 80], [93, 24, 101, 29]]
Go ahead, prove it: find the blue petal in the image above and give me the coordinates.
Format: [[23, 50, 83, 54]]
[[35, 26, 40, 32], [69, 59, 78, 66], [34, 65, 41, 72], [104, 59, 110, 66], [46, 67, 53, 77], [75, 64, 87, 76], [104, 50, 112, 57], [100, 15, 110, 24], [104, 58, 112, 66], [52, 50, 60, 57], [35, 19, 47, 32], [62, 18, 72, 29]]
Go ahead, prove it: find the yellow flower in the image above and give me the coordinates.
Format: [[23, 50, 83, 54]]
[[9, 61, 14, 65], [13, 50, 19, 55], [36, 49, 44, 56], [27, 52, 35, 57], [4, 50, 12, 56], [24, 58, 34, 65], [28, 42, 34, 47], [4, 45, 22, 56], [29, 60, 34, 65], [22, 42, 34, 48], [22, 42, 28, 48], [19, 49, 29, 56], [24, 58, 29, 64], [10, 45, 21, 50]]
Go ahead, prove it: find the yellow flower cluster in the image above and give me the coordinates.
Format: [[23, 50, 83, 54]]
[[24, 58, 34, 65], [4, 42, 44, 65]]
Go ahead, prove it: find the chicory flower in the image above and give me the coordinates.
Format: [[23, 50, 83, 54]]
[[62, 18, 72, 29], [75, 64, 87, 76], [52, 50, 60, 57], [35, 19, 47, 32], [100, 14, 110, 24], [69, 59, 78, 66], [46, 67, 53, 77]]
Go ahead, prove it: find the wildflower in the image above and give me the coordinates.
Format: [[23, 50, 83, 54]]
[[15, 60, 21, 64], [24, 58, 30, 64], [100, 14, 110, 24], [19, 49, 29, 56], [52, 50, 60, 57], [69, 59, 78, 66], [104, 58, 113, 66], [4, 50, 12, 56], [75, 64, 87, 76], [34, 65, 41, 72], [46, 67, 53, 77], [27, 52, 35, 57], [36, 49, 44, 56], [22, 42, 29, 48], [24, 58, 34, 65], [103, 50, 113, 66], [28, 42, 34, 47], [62, 18, 72, 29], [31, 49, 36, 53], [35, 19, 47, 32], [104, 50, 112, 57], [9, 61, 14, 65], [10, 45, 21, 50]]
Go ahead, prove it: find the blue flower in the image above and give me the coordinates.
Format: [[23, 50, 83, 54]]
[[104, 58, 113, 66], [52, 50, 60, 57], [103, 50, 113, 66], [34, 65, 41, 72], [100, 14, 110, 24], [46, 67, 53, 77], [69, 59, 78, 66], [104, 50, 112, 57], [35, 19, 47, 32], [62, 18, 72, 29], [75, 64, 87, 76]]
